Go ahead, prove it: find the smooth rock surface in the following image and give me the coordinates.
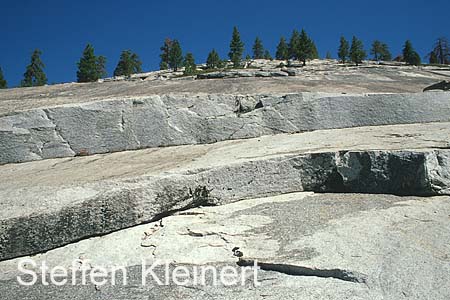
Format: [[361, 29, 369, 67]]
[[1, 192, 449, 299], [1, 122, 450, 260], [1, 92, 450, 164]]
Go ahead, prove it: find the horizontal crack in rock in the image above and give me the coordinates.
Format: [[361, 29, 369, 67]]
[[237, 259, 367, 284]]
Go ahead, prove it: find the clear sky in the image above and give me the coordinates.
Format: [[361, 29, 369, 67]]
[[1, 0, 449, 86]]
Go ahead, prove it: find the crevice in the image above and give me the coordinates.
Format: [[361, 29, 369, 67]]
[[237, 259, 367, 284], [42, 108, 76, 155]]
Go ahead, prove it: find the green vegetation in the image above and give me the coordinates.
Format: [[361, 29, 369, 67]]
[[275, 37, 289, 60], [338, 36, 350, 63], [288, 29, 317, 66], [206, 49, 222, 69], [0, 67, 7, 89], [252, 37, 264, 59], [402, 40, 421, 65], [159, 38, 172, 70], [264, 50, 272, 60], [349, 36, 366, 66], [168, 39, 183, 71], [183, 52, 196, 75], [76, 44, 106, 83], [113, 50, 142, 77], [228, 26, 244, 67], [370, 40, 392, 61], [325, 51, 332, 59], [21, 49, 47, 87], [428, 37, 449, 65]]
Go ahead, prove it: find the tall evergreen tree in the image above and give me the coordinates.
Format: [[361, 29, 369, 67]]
[[168, 39, 183, 71], [183, 52, 196, 75], [113, 50, 142, 77], [296, 29, 315, 66], [206, 49, 222, 69], [76, 44, 107, 82], [310, 38, 319, 59], [252, 37, 264, 59], [159, 38, 172, 70], [338, 36, 350, 63], [0, 67, 7, 89], [429, 51, 439, 64], [288, 29, 301, 60], [349, 36, 366, 66], [228, 26, 244, 67], [429, 37, 450, 65], [325, 51, 332, 59], [275, 37, 289, 60], [21, 49, 47, 87], [402, 40, 421, 66], [370, 40, 392, 61]]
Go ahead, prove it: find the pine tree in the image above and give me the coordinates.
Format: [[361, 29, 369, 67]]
[[76, 44, 107, 82], [311, 40, 319, 59], [159, 38, 172, 70], [228, 26, 244, 68], [371, 40, 392, 61], [325, 51, 332, 59], [252, 37, 264, 59], [168, 39, 183, 71], [402, 40, 421, 66], [275, 37, 289, 60], [183, 52, 196, 75], [206, 49, 221, 69], [296, 29, 315, 66], [113, 50, 142, 77], [429, 37, 450, 65], [0, 67, 7, 89], [288, 29, 301, 60], [21, 49, 47, 87], [429, 51, 439, 64], [349, 36, 366, 66], [338, 36, 350, 63]]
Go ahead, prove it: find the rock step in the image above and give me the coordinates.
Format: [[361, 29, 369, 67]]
[[1, 192, 449, 299], [1, 92, 449, 165], [1, 122, 449, 261]]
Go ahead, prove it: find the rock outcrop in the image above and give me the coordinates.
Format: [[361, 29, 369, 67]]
[[1, 59, 450, 300], [1, 92, 449, 165]]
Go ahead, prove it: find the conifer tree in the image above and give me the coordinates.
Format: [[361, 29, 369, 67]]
[[168, 39, 183, 71], [402, 40, 421, 66], [429, 51, 439, 64], [183, 52, 196, 75], [228, 26, 244, 67], [263, 50, 272, 60], [349, 36, 366, 66], [76, 44, 107, 82], [325, 51, 332, 59], [113, 50, 142, 77], [370, 40, 392, 61], [206, 49, 221, 69], [252, 37, 264, 59], [275, 37, 289, 60], [297, 29, 314, 66], [21, 49, 47, 87], [0, 67, 7, 89], [429, 37, 450, 65], [338, 36, 350, 63], [288, 30, 301, 60], [159, 38, 172, 70], [310, 38, 319, 59]]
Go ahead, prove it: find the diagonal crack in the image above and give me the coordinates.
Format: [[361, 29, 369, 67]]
[[42, 108, 76, 155], [237, 259, 367, 284]]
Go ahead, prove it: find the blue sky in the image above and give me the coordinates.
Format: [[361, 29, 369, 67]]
[[1, 0, 449, 86]]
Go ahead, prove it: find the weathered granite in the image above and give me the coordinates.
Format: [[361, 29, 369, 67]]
[[1, 92, 449, 164], [1, 122, 449, 260], [0, 192, 449, 300]]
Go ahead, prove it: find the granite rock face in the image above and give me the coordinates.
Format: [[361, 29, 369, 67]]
[[1, 92, 449, 164], [1, 122, 449, 261]]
